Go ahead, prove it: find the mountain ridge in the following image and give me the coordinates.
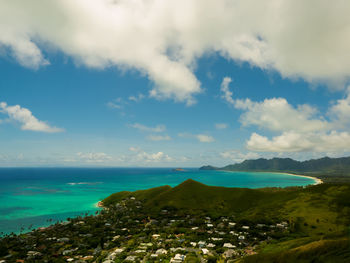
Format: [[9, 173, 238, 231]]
[[200, 156, 350, 182]]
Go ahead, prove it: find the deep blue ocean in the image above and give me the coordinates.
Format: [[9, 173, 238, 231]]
[[0, 168, 316, 235]]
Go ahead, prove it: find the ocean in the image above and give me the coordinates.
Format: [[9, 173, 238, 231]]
[[0, 168, 316, 235]]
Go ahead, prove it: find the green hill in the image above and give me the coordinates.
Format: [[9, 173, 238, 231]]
[[241, 238, 350, 263], [102, 179, 350, 236], [102, 179, 350, 262], [200, 156, 350, 182]]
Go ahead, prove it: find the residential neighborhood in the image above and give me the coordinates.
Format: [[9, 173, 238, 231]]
[[0, 195, 290, 262]]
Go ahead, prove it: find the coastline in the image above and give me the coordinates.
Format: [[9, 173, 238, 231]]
[[221, 170, 323, 185], [95, 201, 104, 208], [267, 172, 323, 185]]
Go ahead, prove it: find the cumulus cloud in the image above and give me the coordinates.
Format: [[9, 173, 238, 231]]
[[247, 131, 350, 152], [2, 1, 350, 103], [215, 123, 228, 130], [232, 87, 350, 152], [147, 135, 171, 141], [179, 132, 215, 143], [220, 75, 350, 153], [128, 147, 172, 163], [235, 97, 329, 133], [129, 123, 166, 133], [0, 102, 63, 133], [220, 77, 235, 105], [328, 87, 350, 128]]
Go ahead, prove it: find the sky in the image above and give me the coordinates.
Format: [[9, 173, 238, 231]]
[[1, 0, 350, 167]]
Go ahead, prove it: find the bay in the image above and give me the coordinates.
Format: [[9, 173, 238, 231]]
[[0, 167, 316, 235]]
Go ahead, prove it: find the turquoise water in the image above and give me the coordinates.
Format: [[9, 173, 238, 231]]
[[0, 168, 316, 235]]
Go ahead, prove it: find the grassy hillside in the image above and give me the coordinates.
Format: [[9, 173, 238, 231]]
[[102, 179, 350, 237], [102, 179, 350, 262], [241, 238, 350, 263], [200, 156, 350, 182]]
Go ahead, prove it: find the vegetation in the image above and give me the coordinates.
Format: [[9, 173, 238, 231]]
[[0, 179, 349, 262], [200, 156, 350, 183]]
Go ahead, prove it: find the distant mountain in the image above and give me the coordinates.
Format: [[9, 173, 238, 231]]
[[200, 156, 350, 182], [198, 165, 218, 170]]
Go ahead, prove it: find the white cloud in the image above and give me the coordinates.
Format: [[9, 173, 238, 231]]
[[76, 152, 112, 163], [128, 93, 145, 102], [147, 135, 171, 141], [215, 123, 228, 130], [0, 102, 63, 133], [231, 85, 350, 153], [220, 77, 235, 105], [179, 132, 215, 143], [107, 98, 124, 109], [328, 87, 350, 128], [234, 97, 329, 133], [247, 131, 350, 152], [128, 147, 172, 163], [220, 150, 260, 163], [2, 1, 350, 103], [196, 134, 215, 143], [129, 123, 166, 133]]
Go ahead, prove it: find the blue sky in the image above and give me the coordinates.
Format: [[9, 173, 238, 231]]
[[1, 1, 350, 167]]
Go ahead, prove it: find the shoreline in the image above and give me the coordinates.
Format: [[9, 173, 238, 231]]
[[221, 170, 323, 185], [95, 201, 104, 208], [272, 172, 323, 185]]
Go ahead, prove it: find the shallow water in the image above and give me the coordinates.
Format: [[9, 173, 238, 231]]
[[0, 167, 316, 235]]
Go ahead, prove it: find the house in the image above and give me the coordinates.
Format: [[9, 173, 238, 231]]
[[228, 222, 236, 227], [150, 254, 158, 258], [198, 240, 206, 247], [202, 248, 209, 255], [207, 243, 216, 248], [152, 234, 161, 239], [125, 255, 137, 261], [223, 243, 236, 248], [156, 248, 167, 255], [82, 256, 94, 261], [170, 254, 186, 262], [190, 242, 197, 247], [238, 235, 245, 240], [207, 223, 214, 227], [242, 226, 250, 230], [112, 235, 120, 241]]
